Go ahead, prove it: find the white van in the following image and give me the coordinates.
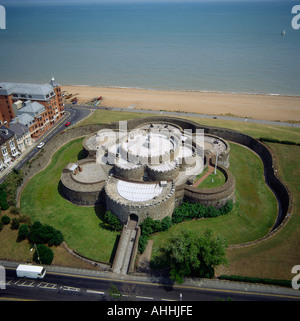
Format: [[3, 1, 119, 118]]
[[16, 264, 46, 279]]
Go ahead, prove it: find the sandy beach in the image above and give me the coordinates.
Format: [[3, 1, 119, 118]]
[[61, 85, 300, 123]]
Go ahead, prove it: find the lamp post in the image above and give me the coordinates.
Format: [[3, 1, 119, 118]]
[[214, 150, 218, 175], [30, 243, 41, 265]]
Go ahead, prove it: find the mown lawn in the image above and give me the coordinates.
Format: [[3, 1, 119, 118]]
[[20, 138, 119, 263], [197, 168, 226, 189], [222, 143, 300, 280], [151, 142, 278, 263]]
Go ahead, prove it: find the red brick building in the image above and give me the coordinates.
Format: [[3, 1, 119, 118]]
[[0, 77, 65, 138]]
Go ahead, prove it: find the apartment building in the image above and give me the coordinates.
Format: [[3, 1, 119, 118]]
[[0, 77, 65, 139], [0, 125, 20, 171], [9, 122, 32, 153]]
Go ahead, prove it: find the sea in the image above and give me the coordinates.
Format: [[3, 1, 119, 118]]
[[0, 0, 300, 96]]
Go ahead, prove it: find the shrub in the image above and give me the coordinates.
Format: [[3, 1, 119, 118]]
[[280, 140, 297, 145], [33, 244, 54, 265], [0, 200, 9, 211], [161, 216, 172, 231], [10, 207, 21, 215], [48, 228, 64, 246], [18, 214, 32, 227], [28, 221, 64, 246], [259, 137, 280, 143], [18, 224, 29, 241], [138, 234, 148, 254], [1, 215, 10, 225], [11, 218, 20, 230], [104, 211, 123, 232]]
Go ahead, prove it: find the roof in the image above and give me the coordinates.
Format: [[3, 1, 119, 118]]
[[9, 122, 30, 138], [16, 264, 44, 273], [0, 125, 15, 145], [0, 82, 54, 97], [20, 100, 45, 115], [117, 180, 163, 202], [50, 76, 59, 88], [11, 113, 35, 127]]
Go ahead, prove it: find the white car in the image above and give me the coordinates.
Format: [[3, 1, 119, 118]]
[[37, 142, 45, 149]]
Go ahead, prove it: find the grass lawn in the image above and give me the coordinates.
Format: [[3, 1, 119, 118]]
[[20, 138, 119, 263], [151, 142, 278, 265], [221, 143, 300, 280], [197, 168, 226, 189]]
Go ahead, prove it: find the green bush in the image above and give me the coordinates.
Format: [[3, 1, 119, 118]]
[[259, 137, 280, 143], [11, 218, 20, 230], [104, 211, 123, 232], [33, 244, 54, 265], [27, 221, 64, 246], [219, 275, 292, 288], [18, 224, 29, 241], [280, 140, 297, 145], [1, 215, 10, 225], [161, 216, 172, 231], [138, 234, 149, 254], [0, 200, 9, 211]]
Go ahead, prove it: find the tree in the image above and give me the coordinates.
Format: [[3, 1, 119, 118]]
[[1, 215, 10, 225], [33, 244, 54, 265], [162, 230, 228, 284], [11, 218, 20, 230], [27, 221, 63, 246], [18, 224, 29, 241]]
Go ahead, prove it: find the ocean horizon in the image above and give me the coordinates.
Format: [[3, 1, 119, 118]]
[[0, 1, 299, 96]]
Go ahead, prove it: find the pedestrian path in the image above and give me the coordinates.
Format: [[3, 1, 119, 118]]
[[192, 156, 214, 187]]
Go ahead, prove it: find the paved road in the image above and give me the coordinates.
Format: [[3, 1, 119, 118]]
[[1, 263, 300, 302], [66, 103, 300, 128], [0, 107, 91, 184]]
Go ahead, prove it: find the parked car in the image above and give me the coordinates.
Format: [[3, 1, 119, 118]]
[[65, 122, 71, 126], [37, 142, 44, 149]]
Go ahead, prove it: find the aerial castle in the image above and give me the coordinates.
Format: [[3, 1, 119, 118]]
[[60, 119, 234, 224]]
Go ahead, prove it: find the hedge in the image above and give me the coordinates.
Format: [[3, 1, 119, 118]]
[[259, 137, 299, 146], [219, 275, 292, 288]]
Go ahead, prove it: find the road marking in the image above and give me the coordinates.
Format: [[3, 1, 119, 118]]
[[17, 280, 34, 287], [136, 296, 153, 300], [37, 282, 57, 290], [60, 285, 80, 292], [86, 289, 105, 295], [161, 298, 176, 301]]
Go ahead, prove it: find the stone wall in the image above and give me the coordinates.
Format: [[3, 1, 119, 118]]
[[182, 162, 236, 209], [105, 176, 176, 224]]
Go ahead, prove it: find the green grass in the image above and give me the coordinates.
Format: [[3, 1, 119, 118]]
[[20, 138, 119, 263], [78, 109, 300, 143], [151, 142, 278, 262], [197, 168, 226, 189], [223, 143, 300, 279]]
